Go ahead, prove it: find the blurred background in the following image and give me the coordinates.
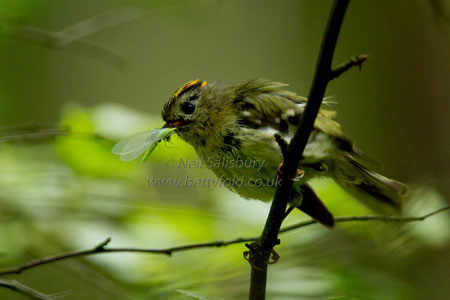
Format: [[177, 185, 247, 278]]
[[0, 0, 449, 299]]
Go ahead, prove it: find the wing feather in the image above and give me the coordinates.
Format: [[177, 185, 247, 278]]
[[232, 79, 340, 136]]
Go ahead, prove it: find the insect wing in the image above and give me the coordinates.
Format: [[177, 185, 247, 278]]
[[112, 131, 153, 156], [139, 128, 176, 162], [112, 128, 175, 162]]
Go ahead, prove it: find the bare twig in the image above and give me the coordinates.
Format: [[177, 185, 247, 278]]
[[0, 124, 107, 143], [274, 134, 289, 159], [0, 207, 447, 277], [279, 206, 450, 233], [329, 54, 369, 80], [1, 6, 145, 71], [430, 0, 450, 27], [0, 129, 70, 143], [2, 25, 128, 71], [55, 6, 145, 46], [248, 1, 350, 299], [0, 279, 53, 300]]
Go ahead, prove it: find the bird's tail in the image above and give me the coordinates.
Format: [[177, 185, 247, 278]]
[[292, 184, 335, 227], [333, 154, 409, 213]]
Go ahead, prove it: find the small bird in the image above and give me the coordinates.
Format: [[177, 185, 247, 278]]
[[158, 79, 408, 227]]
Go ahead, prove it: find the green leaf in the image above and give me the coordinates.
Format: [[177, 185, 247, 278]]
[[55, 104, 141, 178], [176, 289, 225, 300]]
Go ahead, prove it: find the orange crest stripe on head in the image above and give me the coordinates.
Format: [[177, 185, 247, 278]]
[[169, 79, 207, 105]]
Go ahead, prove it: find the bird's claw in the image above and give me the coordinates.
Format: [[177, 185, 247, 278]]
[[268, 249, 280, 264], [244, 241, 262, 269], [243, 241, 281, 267], [293, 169, 305, 181], [277, 162, 305, 182]]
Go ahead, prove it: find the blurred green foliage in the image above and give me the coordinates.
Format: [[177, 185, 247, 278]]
[[0, 102, 448, 300], [0, 0, 449, 299]]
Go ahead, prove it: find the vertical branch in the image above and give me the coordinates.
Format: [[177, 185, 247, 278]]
[[248, 1, 350, 299]]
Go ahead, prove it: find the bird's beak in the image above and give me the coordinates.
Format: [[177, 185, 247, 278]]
[[162, 122, 173, 129], [162, 121, 185, 129]]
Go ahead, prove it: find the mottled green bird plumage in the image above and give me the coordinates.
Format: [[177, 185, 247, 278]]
[[161, 79, 408, 226]]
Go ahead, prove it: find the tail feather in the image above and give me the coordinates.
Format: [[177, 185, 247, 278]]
[[292, 184, 335, 227], [334, 154, 409, 213]]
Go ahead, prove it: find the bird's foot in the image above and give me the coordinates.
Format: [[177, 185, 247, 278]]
[[277, 162, 305, 182], [268, 248, 280, 264], [243, 241, 281, 268]]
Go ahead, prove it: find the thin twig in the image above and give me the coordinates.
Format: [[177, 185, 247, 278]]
[[1, 6, 145, 71], [0, 129, 70, 143], [274, 134, 289, 159], [2, 25, 127, 71], [248, 1, 350, 299], [279, 206, 450, 233], [0, 206, 447, 276], [329, 54, 369, 80], [56, 6, 145, 46], [0, 279, 53, 300], [0, 127, 107, 143]]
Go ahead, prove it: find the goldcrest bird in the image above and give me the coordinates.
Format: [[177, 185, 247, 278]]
[[158, 79, 408, 227]]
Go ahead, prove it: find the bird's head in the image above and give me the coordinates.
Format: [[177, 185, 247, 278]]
[[161, 79, 236, 148]]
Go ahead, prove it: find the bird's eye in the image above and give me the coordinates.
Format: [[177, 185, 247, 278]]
[[181, 102, 195, 114]]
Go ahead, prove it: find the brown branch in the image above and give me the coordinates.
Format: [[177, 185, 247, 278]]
[[2, 25, 127, 71], [329, 54, 369, 80], [279, 206, 450, 233], [274, 134, 289, 159], [1, 6, 145, 72], [0, 206, 447, 277], [56, 6, 145, 46], [0, 125, 107, 143], [0, 279, 54, 300], [248, 1, 350, 299], [0, 129, 70, 143]]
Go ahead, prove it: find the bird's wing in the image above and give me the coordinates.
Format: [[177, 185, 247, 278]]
[[232, 79, 374, 174], [232, 79, 341, 136]]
